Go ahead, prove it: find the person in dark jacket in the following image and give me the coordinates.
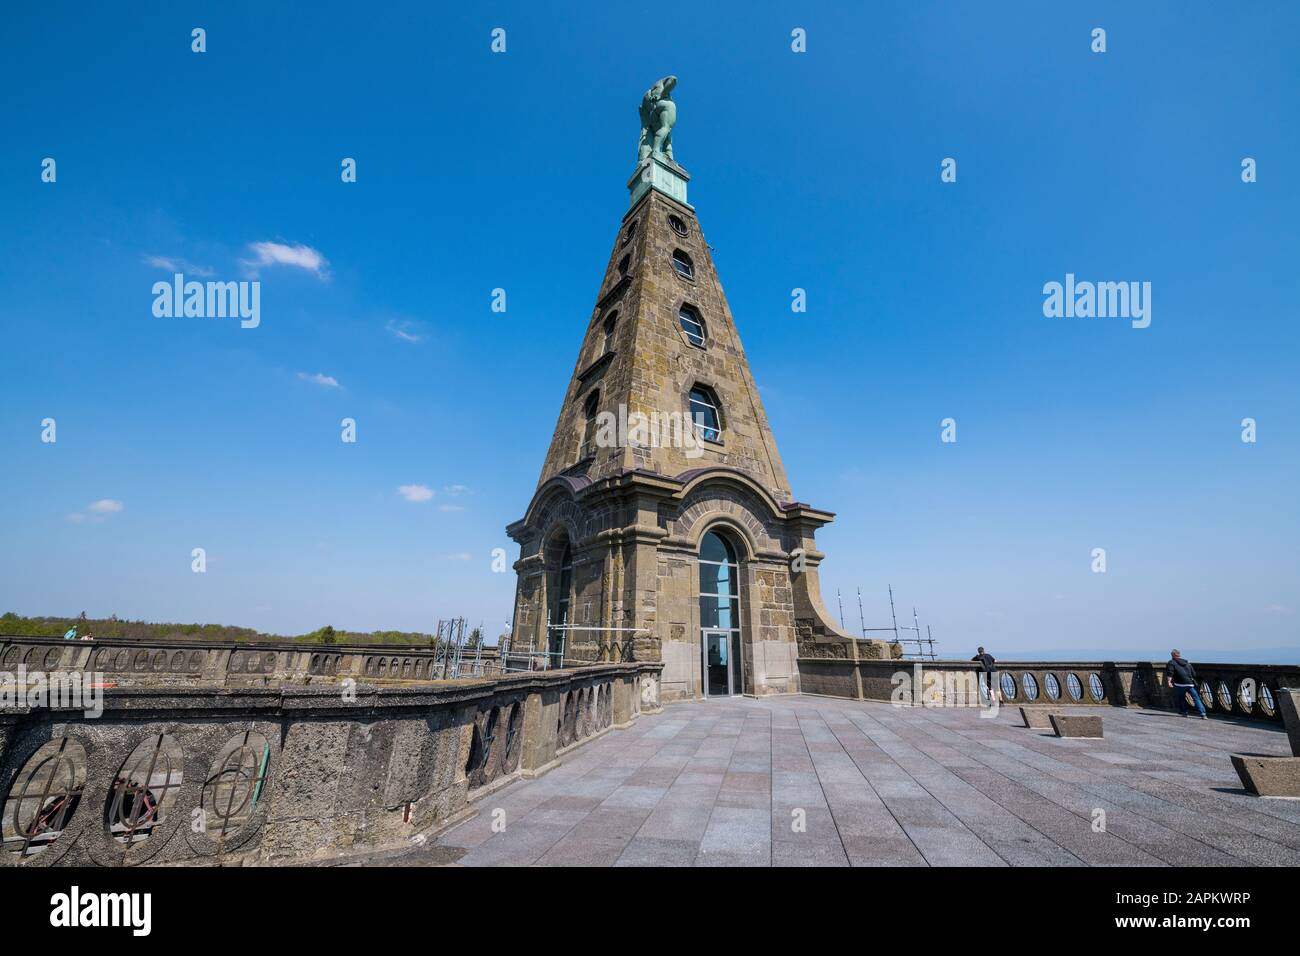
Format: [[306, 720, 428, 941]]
[[972, 647, 1000, 702], [1165, 649, 1207, 718]]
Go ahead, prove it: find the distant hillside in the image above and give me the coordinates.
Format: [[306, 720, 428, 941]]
[[0, 612, 451, 647]]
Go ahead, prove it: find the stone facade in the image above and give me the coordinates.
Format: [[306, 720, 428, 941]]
[[508, 157, 894, 701]]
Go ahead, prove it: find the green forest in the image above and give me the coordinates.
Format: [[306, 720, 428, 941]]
[[0, 612, 468, 646]]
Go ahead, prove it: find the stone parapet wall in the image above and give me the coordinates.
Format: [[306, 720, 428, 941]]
[[798, 657, 1300, 723], [0, 635, 499, 688], [0, 661, 662, 867]]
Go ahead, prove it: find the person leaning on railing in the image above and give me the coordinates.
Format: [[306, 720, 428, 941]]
[[971, 647, 1002, 702]]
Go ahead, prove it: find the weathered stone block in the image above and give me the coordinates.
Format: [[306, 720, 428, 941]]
[[1020, 707, 1059, 729], [1231, 754, 1300, 798], [1049, 714, 1103, 738]]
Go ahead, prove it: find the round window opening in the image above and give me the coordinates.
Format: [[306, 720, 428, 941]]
[[201, 731, 271, 842], [668, 214, 688, 237], [106, 734, 184, 846], [1200, 681, 1214, 711], [2, 737, 86, 858], [999, 672, 1017, 700], [1043, 673, 1061, 701], [1065, 673, 1083, 701], [1021, 673, 1040, 701]]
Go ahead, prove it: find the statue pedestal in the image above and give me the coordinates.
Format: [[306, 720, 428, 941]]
[[628, 155, 691, 210]]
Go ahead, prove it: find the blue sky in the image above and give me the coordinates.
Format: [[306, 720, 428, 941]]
[[1, 3, 1296, 660]]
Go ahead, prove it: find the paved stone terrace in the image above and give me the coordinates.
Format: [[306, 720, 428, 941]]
[[419, 696, 1300, 866]]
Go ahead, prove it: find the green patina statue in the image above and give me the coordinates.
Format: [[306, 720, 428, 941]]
[[638, 75, 677, 164]]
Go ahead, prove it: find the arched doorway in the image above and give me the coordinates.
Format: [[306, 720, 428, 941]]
[[698, 529, 743, 697]]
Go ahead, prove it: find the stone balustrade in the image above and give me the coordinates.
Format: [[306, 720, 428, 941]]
[[797, 653, 1299, 724], [0, 635, 499, 687], [0, 654, 663, 867]]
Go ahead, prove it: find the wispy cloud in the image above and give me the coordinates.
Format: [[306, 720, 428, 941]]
[[143, 254, 213, 276], [398, 484, 434, 503], [385, 318, 426, 344], [66, 499, 124, 523], [242, 241, 329, 279], [443, 484, 469, 496], [296, 372, 340, 389], [438, 504, 464, 512], [445, 552, 473, 561]]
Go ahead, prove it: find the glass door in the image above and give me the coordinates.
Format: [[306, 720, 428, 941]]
[[702, 630, 734, 697]]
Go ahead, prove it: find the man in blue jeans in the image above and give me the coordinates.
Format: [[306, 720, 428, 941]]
[[1165, 649, 1208, 719]]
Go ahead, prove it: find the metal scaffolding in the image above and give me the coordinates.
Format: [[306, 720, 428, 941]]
[[499, 624, 642, 672], [432, 617, 494, 679], [854, 584, 940, 660]]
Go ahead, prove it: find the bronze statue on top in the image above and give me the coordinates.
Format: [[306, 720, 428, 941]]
[[638, 75, 677, 164]]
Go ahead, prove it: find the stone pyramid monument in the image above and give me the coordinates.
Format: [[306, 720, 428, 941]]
[[506, 77, 897, 702]]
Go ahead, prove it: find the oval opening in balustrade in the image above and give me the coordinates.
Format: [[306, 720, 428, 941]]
[[1021, 673, 1039, 701], [1, 737, 86, 859], [1043, 673, 1061, 701], [999, 672, 1017, 701], [1065, 673, 1083, 701], [1216, 680, 1233, 711], [1259, 684, 1276, 717], [201, 731, 271, 843], [105, 734, 184, 847], [1088, 673, 1106, 702], [1237, 679, 1255, 714]]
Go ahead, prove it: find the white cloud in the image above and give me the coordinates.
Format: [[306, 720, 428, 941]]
[[445, 552, 473, 561], [443, 484, 469, 496], [297, 372, 341, 389], [438, 504, 464, 512], [67, 499, 124, 523], [385, 319, 425, 344], [398, 484, 434, 503], [143, 254, 213, 276], [242, 241, 329, 278]]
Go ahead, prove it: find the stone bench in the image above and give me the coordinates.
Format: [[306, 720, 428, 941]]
[[1231, 755, 1300, 798], [1049, 714, 1103, 738], [1232, 689, 1300, 798], [1019, 707, 1060, 729]]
